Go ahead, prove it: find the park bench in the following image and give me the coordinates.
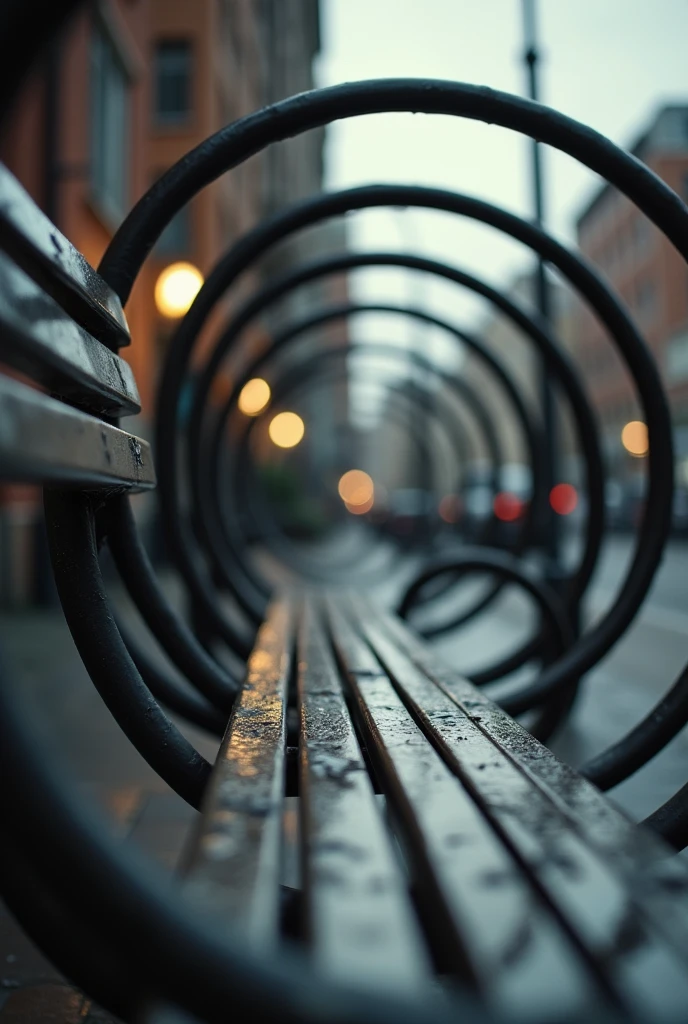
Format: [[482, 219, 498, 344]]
[[4, 10, 688, 1023], [2, 159, 688, 1024]]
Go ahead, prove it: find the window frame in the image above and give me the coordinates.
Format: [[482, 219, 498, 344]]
[[89, 8, 133, 228], [153, 38, 194, 128]]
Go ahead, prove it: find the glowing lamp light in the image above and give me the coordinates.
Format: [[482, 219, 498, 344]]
[[268, 411, 305, 448], [345, 494, 374, 516], [438, 494, 462, 525], [550, 483, 578, 516], [238, 378, 271, 416], [493, 491, 524, 523], [621, 420, 649, 457], [154, 262, 204, 318], [338, 469, 374, 508]]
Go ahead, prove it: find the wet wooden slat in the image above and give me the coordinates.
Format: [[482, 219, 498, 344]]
[[372, 603, 688, 957], [350, 599, 688, 1022], [183, 601, 293, 948], [0, 163, 129, 348], [0, 374, 155, 490], [326, 596, 603, 1021], [0, 253, 140, 414], [297, 598, 430, 994]]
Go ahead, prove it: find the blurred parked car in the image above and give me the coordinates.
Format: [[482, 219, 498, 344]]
[[386, 489, 436, 547]]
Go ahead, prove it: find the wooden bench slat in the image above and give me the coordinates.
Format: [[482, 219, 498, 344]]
[[184, 600, 293, 948], [297, 598, 431, 994], [0, 253, 140, 414], [326, 596, 603, 1020], [0, 163, 130, 349], [0, 375, 155, 490], [350, 599, 688, 1021], [372, 603, 688, 956]]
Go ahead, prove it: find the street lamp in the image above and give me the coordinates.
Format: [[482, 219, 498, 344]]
[[338, 469, 374, 514], [238, 378, 271, 416], [621, 420, 649, 457], [268, 411, 305, 449], [154, 261, 204, 318]]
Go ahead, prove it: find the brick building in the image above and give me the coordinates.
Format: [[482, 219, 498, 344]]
[[574, 104, 688, 476], [0, 0, 338, 603]]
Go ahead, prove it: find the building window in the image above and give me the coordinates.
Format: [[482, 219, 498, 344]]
[[90, 19, 129, 222], [154, 41, 192, 125]]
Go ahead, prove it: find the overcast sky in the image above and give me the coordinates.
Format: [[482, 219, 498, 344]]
[[313, 0, 688, 372]]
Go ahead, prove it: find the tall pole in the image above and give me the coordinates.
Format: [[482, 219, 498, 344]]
[[522, 0, 560, 573]]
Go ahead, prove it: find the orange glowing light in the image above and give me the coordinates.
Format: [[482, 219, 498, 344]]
[[268, 411, 305, 448], [154, 262, 204, 318], [549, 483, 578, 516], [338, 469, 374, 507], [345, 494, 375, 515], [493, 491, 524, 522], [238, 378, 271, 416], [621, 420, 649, 457]]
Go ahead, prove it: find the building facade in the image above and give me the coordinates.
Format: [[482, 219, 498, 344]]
[[573, 104, 688, 476], [0, 0, 335, 604]]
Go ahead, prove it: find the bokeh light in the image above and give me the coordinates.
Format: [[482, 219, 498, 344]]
[[154, 262, 204, 318], [549, 483, 578, 515], [238, 378, 271, 416], [621, 420, 649, 457], [268, 411, 305, 448], [338, 469, 374, 507], [493, 491, 525, 522], [345, 494, 375, 516]]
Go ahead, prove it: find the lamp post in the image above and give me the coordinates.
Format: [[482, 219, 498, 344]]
[[522, 0, 560, 576]]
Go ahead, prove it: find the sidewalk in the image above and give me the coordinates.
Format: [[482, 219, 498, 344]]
[[0, 601, 212, 1022]]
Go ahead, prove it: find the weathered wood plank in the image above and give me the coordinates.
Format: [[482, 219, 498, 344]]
[[297, 598, 430, 994], [326, 596, 603, 1020], [183, 600, 292, 948], [373, 603, 688, 956], [0, 375, 154, 490], [351, 599, 688, 1021], [0, 253, 140, 414], [0, 163, 129, 348]]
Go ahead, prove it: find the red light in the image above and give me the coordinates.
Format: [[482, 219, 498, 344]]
[[550, 483, 578, 515], [493, 491, 524, 522]]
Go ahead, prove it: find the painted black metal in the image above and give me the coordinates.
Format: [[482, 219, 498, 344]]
[[0, 162, 130, 349], [396, 547, 578, 740], [103, 495, 242, 708], [114, 617, 227, 738], [43, 489, 211, 809], [0, 374, 154, 490], [0, 251, 140, 414]]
